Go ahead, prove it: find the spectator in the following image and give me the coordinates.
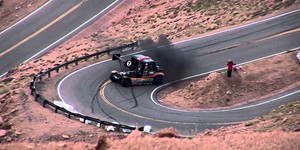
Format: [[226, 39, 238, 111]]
[[227, 60, 236, 77]]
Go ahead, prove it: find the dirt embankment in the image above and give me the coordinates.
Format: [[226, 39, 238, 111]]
[[1, 0, 300, 149], [0, 0, 49, 32]]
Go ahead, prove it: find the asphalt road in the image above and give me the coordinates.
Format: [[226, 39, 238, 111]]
[[58, 9, 300, 136], [0, 0, 122, 76]]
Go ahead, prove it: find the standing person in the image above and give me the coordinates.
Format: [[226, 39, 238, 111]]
[[227, 60, 236, 77]]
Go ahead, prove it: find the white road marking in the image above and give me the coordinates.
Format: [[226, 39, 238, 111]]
[[173, 9, 300, 45], [57, 46, 300, 125], [210, 89, 300, 112], [0, 1, 85, 58], [0, 0, 54, 35], [150, 47, 300, 112], [55, 8, 300, 115], [23, 0, 120, 63], [57, 59, 110, 105], [99, 80, 242, 125], [0, 0, 120, 77], [0, 72, 7, 78]]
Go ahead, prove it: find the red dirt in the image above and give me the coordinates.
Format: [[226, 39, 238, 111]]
[[0, 0, 49, 32], [0, 0, 300, 149]]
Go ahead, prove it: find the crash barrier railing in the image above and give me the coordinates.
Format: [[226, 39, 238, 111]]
[[29, 42, 138, 132]]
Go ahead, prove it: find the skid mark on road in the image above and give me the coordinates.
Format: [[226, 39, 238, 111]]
[[100, 80, 241, 125]]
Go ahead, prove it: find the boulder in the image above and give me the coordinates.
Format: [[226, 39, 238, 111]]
[[0, 129, 7, 137], [0, 116, 3, 126], [62, 134, 70, 139]]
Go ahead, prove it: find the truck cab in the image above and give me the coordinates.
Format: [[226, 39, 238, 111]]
[[110, 54, 165, 87]]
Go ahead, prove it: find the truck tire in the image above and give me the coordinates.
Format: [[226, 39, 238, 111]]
[[110, 74, 118, 82], [153, 75, 163, 85], [121, 78, 131, 87]]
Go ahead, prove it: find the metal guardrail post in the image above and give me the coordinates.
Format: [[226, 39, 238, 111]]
[[56, 67, 59, 73], [116, 125, 121, 132], [35, 94, 40, 101], [98, 121, 103, 128], [39, 72, 43, 81], [83, 117, 86, 123], [43, 100, 47, 107], [55, 106, 58, 113], [75, 61, 78, 66], [30, 86, 35, 96], [30, 82, 34, 95], [48, 71, 51, 78]]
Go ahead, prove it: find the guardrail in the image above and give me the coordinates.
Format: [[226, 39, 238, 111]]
[[29, 42, 138, 132]]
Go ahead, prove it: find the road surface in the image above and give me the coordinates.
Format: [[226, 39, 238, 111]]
[[58, 9, 300, 136], [0, 0, 122, 76]]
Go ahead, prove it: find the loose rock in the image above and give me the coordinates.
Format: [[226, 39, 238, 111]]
[[62, 135, 70, 139], [226, 91, 232, 95], [0, 129, 7, 137], [58, 143, 67, 147], [0, 116, 3, 125]]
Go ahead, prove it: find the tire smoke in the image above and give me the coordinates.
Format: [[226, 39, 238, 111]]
[[139, 35, 198, 82]]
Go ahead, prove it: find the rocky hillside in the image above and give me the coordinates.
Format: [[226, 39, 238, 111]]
[[0, 0, 300, 149]]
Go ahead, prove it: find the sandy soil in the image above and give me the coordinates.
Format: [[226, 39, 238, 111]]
[[1, 0, 300, 149]]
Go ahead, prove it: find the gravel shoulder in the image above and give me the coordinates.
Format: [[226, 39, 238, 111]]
[[0, 0, 300, 149]]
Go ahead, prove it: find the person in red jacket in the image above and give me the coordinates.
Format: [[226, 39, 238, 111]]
[[227, 60, 236, 77]]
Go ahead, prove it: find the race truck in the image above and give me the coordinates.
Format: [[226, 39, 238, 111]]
[[110, 54, 165, 87]]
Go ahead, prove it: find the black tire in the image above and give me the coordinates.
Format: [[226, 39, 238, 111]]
[[110, 74, 117, 82], [153, 75, 163, 85], [121, 78, 131, 87]]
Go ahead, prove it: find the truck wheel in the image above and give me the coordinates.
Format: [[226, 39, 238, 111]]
[[110, 74, 117, 82], [125, 60, 132, 68], [153, 76, 163, 85], [121, 78, 131, 87]]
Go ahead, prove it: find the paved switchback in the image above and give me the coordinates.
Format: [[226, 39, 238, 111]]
[[0, 0, 122, 76], [58, 9, 300, 136]]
